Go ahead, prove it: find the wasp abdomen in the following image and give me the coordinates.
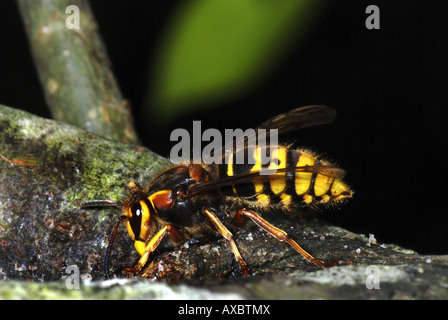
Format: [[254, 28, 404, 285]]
[[218, 146, 351, 207]]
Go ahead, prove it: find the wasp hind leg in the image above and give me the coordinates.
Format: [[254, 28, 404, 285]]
[[203, 209, 251, 276], [233, 209, 340, 268]]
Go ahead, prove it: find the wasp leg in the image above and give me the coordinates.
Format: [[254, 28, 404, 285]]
[[234, 209, 338, 268], [123, 225, 173, 275], [203, 209, 251, 276]]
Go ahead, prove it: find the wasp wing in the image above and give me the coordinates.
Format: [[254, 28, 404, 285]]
[[219, 105, 336, 163], [255, 105, 336, 135], [186, 165, 345, 198], [238, 105, 336, 144]]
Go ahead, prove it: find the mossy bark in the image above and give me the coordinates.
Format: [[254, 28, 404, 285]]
[[1, 105, 448, 299], [1, 104, 446, 285], [0, 104, 168, 280]]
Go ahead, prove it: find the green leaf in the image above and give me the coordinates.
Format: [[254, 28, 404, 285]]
[[147, 0, 327, 123]]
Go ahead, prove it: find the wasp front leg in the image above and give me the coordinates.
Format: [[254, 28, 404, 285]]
[[203, 209, 251, 276], [123, 224, 179, 276]]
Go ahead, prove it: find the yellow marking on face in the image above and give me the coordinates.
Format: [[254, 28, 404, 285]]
[[134, 240, 146, 256], [295, 153, 315, 195], [126, 222, 134, 241]]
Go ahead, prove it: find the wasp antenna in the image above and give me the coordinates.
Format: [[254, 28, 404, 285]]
[[81, 199, 126, 279], [105, 215, 129, 280], [81, 200, 121, 209]]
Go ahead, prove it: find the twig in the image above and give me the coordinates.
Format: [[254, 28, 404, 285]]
[[17, 0, 139, 144]]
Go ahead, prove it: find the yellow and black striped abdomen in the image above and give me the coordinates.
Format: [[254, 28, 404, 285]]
[[217, 145, 352, 208]]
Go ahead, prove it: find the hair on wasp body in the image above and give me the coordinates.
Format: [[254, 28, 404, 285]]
[[81, 105, 353, 279]]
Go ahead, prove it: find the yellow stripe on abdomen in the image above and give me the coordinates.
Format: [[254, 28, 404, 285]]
[[295, 153, 315, 195], [250, 147, 264, 193], [268, 147, 287, 195], [280, 193, 291, 206], [256, 193, 270, 206], [226, 152, 234, 177], [314, 173, 333, 197]]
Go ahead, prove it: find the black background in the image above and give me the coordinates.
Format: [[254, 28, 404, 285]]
[[2, 1, 447, 255]]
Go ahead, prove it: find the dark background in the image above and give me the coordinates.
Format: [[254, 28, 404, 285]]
[[2, 1, 447, 255]]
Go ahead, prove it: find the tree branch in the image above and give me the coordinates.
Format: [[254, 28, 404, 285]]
[[17, 0, 139, 144], [0, 104, 167, 280], [0, 104, 441, 282]]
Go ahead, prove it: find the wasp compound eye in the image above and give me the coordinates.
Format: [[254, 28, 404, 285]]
[[128, 202, 143, 240], [126, 200, 151, 244]]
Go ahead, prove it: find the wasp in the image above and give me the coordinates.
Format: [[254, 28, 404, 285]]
[[82, 105, 353, 278]]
